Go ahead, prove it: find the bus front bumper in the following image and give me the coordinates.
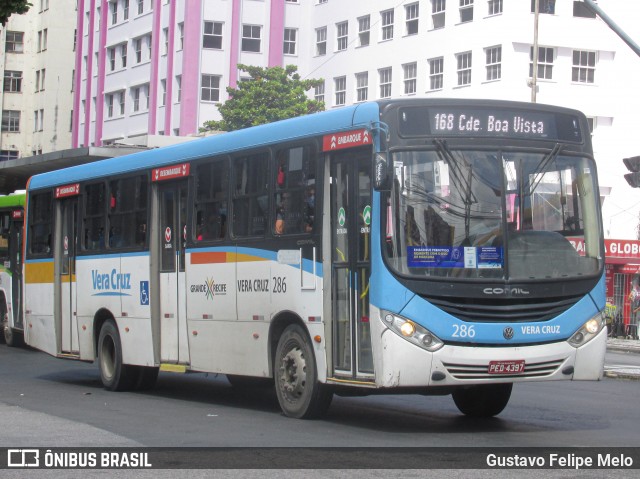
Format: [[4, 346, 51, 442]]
[[372, 323, 607, 389]]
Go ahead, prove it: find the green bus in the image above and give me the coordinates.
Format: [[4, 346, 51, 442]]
[[0, 191, 25, 346]]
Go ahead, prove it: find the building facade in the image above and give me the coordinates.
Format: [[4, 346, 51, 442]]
[[9, 0, 640, 325], [0, 0, 77, 160]]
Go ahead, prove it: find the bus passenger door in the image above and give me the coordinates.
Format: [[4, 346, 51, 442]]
[[58, 197, 79, 354], [158, 181, 189, 364], [8, 213, 23, 331], [330, 151, 373, 379]]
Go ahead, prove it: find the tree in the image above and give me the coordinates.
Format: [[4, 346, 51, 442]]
[[201, 64, 325, 132], [0, 1, 32, 26]]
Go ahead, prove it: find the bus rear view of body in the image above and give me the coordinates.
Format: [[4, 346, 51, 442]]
[[22, 98, 605, 419]]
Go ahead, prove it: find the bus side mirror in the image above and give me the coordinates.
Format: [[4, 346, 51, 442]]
[[373, 152, 391, 191]]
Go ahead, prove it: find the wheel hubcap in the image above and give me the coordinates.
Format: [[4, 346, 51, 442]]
[[279, 347, 307, 401]]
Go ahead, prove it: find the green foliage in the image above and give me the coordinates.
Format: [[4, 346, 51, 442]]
[[201, 64, 325, 132], [0, 0, 32, 26]]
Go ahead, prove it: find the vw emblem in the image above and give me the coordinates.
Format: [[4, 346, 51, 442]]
[[503, 327, 515, 340]]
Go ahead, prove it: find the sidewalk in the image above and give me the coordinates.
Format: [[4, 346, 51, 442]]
[[604, 337, 640, 380]]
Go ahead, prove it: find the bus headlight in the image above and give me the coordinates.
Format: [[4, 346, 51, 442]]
[[382, 312, 444, 352], [568, 313, 605, 348]]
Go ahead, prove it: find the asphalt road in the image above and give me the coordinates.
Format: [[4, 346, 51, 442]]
[[0, 344, 638, 477]]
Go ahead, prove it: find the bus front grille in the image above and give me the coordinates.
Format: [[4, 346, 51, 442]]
[[425, 294, 583, 322], [441, 359, 565, 380]]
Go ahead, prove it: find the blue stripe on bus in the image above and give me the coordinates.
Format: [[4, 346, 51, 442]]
[[28, 102, 380, 190]]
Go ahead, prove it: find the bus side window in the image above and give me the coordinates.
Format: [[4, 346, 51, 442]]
[[232, 153, 268, 238], [272, 145, 317, 236], [28, 192, 53, 255]]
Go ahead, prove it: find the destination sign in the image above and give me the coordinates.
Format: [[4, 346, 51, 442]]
[[398, 106, 583, 143]]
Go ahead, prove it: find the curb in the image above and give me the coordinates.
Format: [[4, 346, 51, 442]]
[[604, 370, 640, 380]]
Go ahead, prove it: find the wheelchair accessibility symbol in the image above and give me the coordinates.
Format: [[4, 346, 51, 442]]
[[140, 281, 150, 305]]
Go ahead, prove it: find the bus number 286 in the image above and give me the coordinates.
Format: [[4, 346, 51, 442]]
[[272, 276, 287, 293], [452, 324, 476, 338]]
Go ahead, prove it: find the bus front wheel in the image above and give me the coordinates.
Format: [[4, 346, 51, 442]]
[[452, 383, 513, 418], [274, 324, 332, 419], [1, 303, 22, 347], [98, 320, 136, 391]]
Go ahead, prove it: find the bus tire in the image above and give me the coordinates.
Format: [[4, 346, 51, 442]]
[[452, 383, 513, 418], [97, 319, 136, 391], [274, 324, 332, 419]]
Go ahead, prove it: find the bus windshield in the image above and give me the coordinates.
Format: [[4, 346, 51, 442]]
[[385, 147, 602, 280]]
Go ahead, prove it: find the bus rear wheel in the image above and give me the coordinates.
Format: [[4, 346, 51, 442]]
[[452, 383, 513, 418], [98, 319, 136, 391], [274, 324, 332, 419]]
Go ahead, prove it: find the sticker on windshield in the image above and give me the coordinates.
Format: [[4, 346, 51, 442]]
[[407, 246, 503, 269]]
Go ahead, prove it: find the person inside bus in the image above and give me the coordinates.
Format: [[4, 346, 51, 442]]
[[304, 186, 315, 233], [275, 193, 289, 235]]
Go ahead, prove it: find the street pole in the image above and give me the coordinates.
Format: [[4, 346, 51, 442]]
[[531, 0, 539, 103]]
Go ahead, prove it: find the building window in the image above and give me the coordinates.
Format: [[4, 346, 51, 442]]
[[283, 28, 297, 55], [429, 57, 444, 90], [137, 0, 144, 15], [460, 0, 473, 23], [134, 38, 143, 63], [118, 90, 125, 115], [176, 75, 182, 102], [201, 74, 221, 102], [405, 3, 419, 35], [178, 23, 184, 50], [3, 71, 23, 92], [316, 27, 327, 55], [203, 21, 223, 49], [336, 21, 348, 51], [358, 15, 370, 47], [242, 24, 261, 52], [0, 150, 19, 162], [572, 50, 596, 83], [34, 109, 44, 131], [314, 82, 325, 102], [381, 9, 394, 41], [108, 47, 116, 71], [355, 72, 368, 102], [403, 62, 417, 94], [334, 76, 346, 106], [163, 27, 169, 55], [431, 0, 446, 29], [2, 110, 21, 132], [37, 29, 48, 52], [132, 85, 148, 112], [379, 67, 392, 98], [485, 45, 501, 81], [488, 0, 502, 15], [120, 43, 127, 68], [6, 31, 24, 53], [35, 69, 46, 91], [456, 51, 472, 86], [531, 0, 555, 14], [573, 1, 596, 18], [123, 0, 129, 20], [161, 79, 166, 106], [529, 46, 554, 80], [110, 1, 118, 25]]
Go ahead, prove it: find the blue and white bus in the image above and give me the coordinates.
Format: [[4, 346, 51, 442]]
[[23, 98, 605, 418]]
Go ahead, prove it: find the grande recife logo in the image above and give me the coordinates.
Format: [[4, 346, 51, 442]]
[[190, 278, 227, 300]]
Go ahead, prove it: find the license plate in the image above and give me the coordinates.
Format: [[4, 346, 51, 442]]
[[488, 360, 525, 375]]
